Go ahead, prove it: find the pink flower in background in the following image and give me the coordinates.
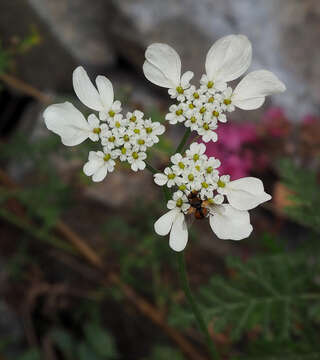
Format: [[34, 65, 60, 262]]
[[202, 122, 259, 179], [262, 107, 290, 137], [302, 114, 319, 125]]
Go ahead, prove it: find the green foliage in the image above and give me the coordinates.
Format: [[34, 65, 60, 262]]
[[170, 253, 320, 341], [277, 159, 320, 233], [51, 322, 118, 360], [16, 349, 41, 360], [0, 28, 40, 76], [144, 345, 185, 360], [0, 40, 11, 75]]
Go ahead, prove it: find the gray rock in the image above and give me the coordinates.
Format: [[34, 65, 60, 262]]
[[27, 0, 116, 68]]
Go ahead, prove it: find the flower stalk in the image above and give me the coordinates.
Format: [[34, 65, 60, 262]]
[[177, 252, 220, 360]]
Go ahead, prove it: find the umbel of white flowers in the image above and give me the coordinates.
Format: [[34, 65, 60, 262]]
[[43, 34, 285, 251], [153, 143, 271, 252], [143, 34, 286, 143], [43, 66, 165, 181]]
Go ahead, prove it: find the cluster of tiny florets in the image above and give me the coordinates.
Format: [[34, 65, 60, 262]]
[[154, 142, 231, 214], [84, 109, 165, 181], [165, 79, 235, 143]]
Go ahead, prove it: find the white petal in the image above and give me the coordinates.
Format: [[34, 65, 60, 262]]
[[144, 43, 181, 88], [169, 212, 188, 252], [232, 70, 286, 110], [210, 205, 253, 240], [88, 114, 100, 128], [180, 71, 194, 88], [72, 66, 104, 111], [95, 75, 114, 110], [205, 35, 252, 82], [143, 61, 172, 88], [83, 159, 103, 176], [154, 208, 179, 236], [92, 165, 108, 182], [43, 102, 90, 146], [154, 173, 168, 186], [226, 177, 272, 210]]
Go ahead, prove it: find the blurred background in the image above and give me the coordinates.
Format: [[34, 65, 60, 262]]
[[0, 1, 320, 359]]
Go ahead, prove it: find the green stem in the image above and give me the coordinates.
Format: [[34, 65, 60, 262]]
[[145, 161, 158, 174], [175, 128, 191, 154], [177, 252, 220, 360]]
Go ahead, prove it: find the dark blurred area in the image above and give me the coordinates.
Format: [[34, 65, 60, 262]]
[[0, 1, 320, 360]]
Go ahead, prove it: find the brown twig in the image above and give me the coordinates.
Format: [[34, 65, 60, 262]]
[[0, 169, 207, 360], [0, 73, 52, 104]]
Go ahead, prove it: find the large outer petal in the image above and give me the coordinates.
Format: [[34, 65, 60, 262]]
[[169, 212, 188, 252], [154, 208, 179, 236], [144, 43, 181, 88], [205, 34, 252, 82], [232, 70, 286, 110], [210, 205, 253, 240], [226, 177, 272, 210], [72, 66, 104, 111], [43, 102, 90, 146], [95, 75, 114, 110]]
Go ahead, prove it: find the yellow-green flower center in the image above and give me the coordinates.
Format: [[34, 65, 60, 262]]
[[224, 99, 232, 105], [189, 103, 195, 109], [108, 136, 115, 142], [121, 147, 127, 154], [190, 116, 197, 123], [146, 127, 152, 134], [176, 198, 183, 207], [132, 152, 139, 160], [207, 81, 214, 88], [178, 162, 185, 169], [176, 109, 183, 116], [104, 154, 111, 161], [134, 128, 140, 134], [203, 123, 209, 131], [195, 165, 201, 171], [199, 107, 206, 114], [217, 180, 226, 188], [115, 121, 121, 128], [93, 127, 101, 134], [208, 96, 215, 103], [130, 115, 137, 122], [212, 110, 219, 117], [193, 154, 200, 161], [138, 139, 145, 145], [176, 86, 184, 94], [206, 166, 213, 174], [108, 110, 115, 117], [179, 184, 186, 191], [124, 134, 130, 142], [188, 174, 194, 181], [193, 92, 199, 99], [168, 173, 176, 180], [202, 182, 209, 188]]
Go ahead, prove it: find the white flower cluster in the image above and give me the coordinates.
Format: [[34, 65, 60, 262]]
[[153, 142, 272, 252], [44, 66, 165, 182], [143, 35, 286, 143]]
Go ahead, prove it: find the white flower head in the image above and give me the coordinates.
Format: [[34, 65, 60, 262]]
[[72, 66, 122, 121], [83, 150, 117, 182], [127, 148, 147, 172], [154, 203, 189, 252], [143, 43, 194, 100]]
